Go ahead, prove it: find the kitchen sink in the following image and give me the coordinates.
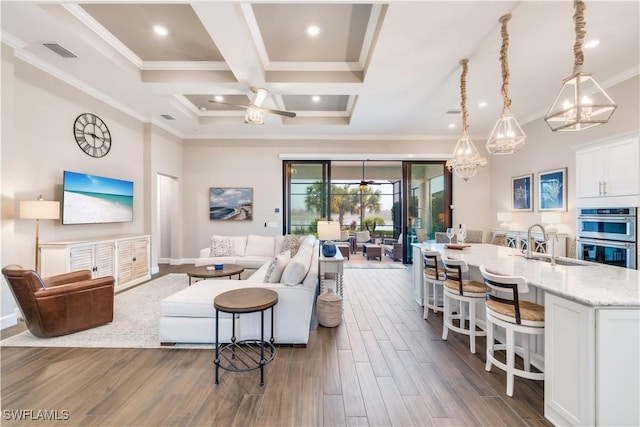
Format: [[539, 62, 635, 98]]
[[511, 254, 590, 266]]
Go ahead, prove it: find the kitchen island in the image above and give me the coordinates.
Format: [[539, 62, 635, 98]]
[[413, 243, 640, 427]]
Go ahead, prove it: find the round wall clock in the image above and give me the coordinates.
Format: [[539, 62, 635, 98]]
[[73, 113, 112, 158]]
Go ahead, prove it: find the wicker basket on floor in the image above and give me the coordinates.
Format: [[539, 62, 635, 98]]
[[317, 288, 343, 327]]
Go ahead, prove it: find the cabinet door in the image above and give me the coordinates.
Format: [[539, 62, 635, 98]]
[[544, 294, 595, 426], [69, 246, 94, 272], [94, 243, 115, 278], [605, 138, 639, 197], [117, 240, 134, 285], [132, 237, 149, 279], [576, 146, 604, 198], [596, 309, 640, 426]]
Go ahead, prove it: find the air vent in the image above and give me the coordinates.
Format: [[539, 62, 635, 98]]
[[446, 109, 461, 114], [43, 43, 76, 58], [160, 114, 175, 120]]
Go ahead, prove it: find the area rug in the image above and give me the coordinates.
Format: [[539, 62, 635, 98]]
[[0, 274, 189, 349]]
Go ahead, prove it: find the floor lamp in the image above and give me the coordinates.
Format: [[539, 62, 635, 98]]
[[20, 195, 60, 274]]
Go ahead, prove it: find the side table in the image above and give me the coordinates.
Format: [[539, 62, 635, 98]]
[[213, 288, 278, 386], [319, 250, 344, 297]]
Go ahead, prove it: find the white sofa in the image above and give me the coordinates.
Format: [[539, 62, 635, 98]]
[[159, 235, 319, 346], [195, 234, 292, 270]]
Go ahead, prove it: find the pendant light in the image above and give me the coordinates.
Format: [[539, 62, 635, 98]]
[[446, 59, 487, 181], [544, 0, 616, 131], [486, 14, 526, 155]]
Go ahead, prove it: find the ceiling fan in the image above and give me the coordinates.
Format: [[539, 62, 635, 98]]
[[351, 161, 381, 191], [208, 86, 296, 124]]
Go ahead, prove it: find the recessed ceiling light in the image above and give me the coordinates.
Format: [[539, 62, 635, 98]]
[[214, 95, 224, 102], [306, 25, 320, 37], [153, 25, 169, 36], [478, 101, 488, 108], [448, 123, 456, 129], [311, 95, 321, 102], [584, 39, 600, 49]]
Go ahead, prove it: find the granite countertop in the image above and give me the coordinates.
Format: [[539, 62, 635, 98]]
[[415, 242, 640, 308]]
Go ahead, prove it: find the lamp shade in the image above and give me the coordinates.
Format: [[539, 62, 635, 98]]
[[20, 199, 60, 220], [317, 221, 341, 241]]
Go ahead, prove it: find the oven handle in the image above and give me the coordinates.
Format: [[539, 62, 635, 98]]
[[577, 216, 636, 223], [576, 238, 636, 249]]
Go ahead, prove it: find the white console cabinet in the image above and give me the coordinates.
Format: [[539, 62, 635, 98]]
[[492, 229, 567, 257], [40, 234, 151, 291]]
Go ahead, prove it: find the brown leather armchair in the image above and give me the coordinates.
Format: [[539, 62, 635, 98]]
[[1, 265, 114, 338]]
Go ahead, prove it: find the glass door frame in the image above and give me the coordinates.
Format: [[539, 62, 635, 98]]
[[402, 161, 453, 263], [283, 160, 331, 235]]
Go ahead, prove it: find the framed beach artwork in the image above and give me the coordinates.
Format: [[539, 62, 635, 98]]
[[209, 187, 253, 220], [538, 167, 567, 211], [512, 174, 533, 211]]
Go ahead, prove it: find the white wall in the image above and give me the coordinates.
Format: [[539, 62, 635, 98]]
[[0, 48, 148, 326], [181, 138, 493, 258], [488, 75, 640, 256]]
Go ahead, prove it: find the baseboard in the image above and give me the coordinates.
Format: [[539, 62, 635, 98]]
[[1, 312, 18, 330]]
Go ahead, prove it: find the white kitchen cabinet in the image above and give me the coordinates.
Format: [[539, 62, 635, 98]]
[[40, 234, 151, 291], [545, 294, 640, 427], [596, 309, 640, 426], [576, 136, 640, 207]]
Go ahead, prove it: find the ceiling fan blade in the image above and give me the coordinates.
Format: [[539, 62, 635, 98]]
[[262, 108, 296, 118], [207, 99, 249, 110], [252, 87, 269, 107]]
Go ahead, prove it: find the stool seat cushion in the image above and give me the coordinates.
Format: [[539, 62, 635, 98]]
[[486, 299, 545, 326], [444, 279, 487, 295], [424, 268, 445, 281]]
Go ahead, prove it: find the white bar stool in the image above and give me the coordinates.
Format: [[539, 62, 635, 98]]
[[422, 250, 445, 319], [441, 257, 487, 354], [479, 265, 545, 397]]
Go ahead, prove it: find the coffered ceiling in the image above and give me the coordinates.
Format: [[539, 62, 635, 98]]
[[1, 1, 638, 141]]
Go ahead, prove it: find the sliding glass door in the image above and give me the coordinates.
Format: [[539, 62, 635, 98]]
[[283, 159, 451, 264], [402, 162, 452, 263], [283, 161, 329, 235]]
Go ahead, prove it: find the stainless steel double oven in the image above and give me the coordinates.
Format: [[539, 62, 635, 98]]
[[577, 207, 637, 269]]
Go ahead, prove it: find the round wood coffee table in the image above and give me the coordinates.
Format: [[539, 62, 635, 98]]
[[187, 264, 244, 286], [214, 288, 278, 386]]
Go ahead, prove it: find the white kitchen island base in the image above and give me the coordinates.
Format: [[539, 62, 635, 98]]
[[413, 242, 640, 427]]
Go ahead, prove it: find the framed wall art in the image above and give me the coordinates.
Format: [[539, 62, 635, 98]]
[[512, 174, 533, 211], [209, 187, 253, 220], [538, 167, 567, 211]]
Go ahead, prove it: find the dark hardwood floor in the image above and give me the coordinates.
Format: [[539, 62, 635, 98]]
[[1, 265, 550, 426]]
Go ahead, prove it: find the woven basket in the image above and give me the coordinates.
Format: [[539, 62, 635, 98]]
[[317, 289, 343, 327]]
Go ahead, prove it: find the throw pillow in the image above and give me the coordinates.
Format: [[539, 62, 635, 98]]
[[280, 240, 313, 286], [210, 236, 234, 257], [281, 234, 302, 256], [264, 250, 291, 283]]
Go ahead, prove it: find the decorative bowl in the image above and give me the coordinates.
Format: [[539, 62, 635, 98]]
[[214, 263, 223, 270]]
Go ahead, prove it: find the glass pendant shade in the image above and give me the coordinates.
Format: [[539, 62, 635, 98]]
[[446, 132, 488, 181], [544, 71, 617, 131], [486, 109, 527, 155], [245, 105, 264, 124]]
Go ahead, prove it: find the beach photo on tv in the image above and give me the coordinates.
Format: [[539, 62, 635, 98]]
[[63, 171, 134, 224]]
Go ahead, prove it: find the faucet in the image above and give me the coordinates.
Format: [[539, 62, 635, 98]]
[[526, 223, 549, 260]]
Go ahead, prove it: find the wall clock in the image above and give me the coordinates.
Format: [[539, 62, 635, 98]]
[[73, 113, 111, 158]]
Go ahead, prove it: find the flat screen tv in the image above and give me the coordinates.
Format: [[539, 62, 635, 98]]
[[63, 171, 134, 225]]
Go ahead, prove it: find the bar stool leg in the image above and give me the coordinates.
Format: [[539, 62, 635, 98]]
[[506, 327, 515, 397], [423, 281, 430, 319], [469, 300, 477, 354], [485, 319, 494, 372], [442, 293, 450, 340], [523, 334, 531, 372]]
